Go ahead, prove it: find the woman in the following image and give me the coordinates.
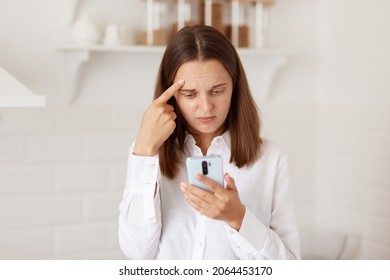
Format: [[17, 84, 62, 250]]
[[119, 25, 300, 259]]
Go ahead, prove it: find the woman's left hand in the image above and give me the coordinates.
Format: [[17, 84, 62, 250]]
[[180, 173, 245, 231]]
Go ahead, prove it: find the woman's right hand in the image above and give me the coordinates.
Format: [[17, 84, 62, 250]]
[[133, 79, 185, 156]]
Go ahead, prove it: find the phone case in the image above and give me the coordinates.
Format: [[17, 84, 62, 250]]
[[185, 155, 224, 191]]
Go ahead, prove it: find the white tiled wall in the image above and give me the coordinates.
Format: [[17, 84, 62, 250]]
[[261, 101, 318, 231], [315, 102, 390, 259], [0, 100, 318, 259], [0, 105, 134, 259], [312, 0, 390, 259]]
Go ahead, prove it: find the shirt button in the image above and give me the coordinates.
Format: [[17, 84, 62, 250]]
[[151, 163, 156, 169], [198, 242, 203, 247]]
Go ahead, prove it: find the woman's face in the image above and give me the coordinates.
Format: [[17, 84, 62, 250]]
[[173, 59, 233, 140]]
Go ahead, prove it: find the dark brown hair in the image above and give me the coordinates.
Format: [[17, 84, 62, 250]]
[[154, 25, 262, 179]]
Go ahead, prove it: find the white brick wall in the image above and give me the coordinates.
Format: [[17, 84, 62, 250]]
[[54, 223, 108, 255], [0, 228, 54, 259], [54, 105, 110, 133], [316, 102, 390, 259], [25, 134, 83, 163], [261, 101, 318, 239], [313, 0, 390, 259], [0, 104, 130, 259], [0, 135, 24, 163], [0, 194, 83, 229], [55, 164, 109, 193], [0, 165, 53, 193], [0, 100, 319, 259]]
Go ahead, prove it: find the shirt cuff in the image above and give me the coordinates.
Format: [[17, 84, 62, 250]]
[[126, 150, 161, 219], [224, 207, 267, 259], [127, 151, 159, 199], [238, 207, 267, 249]]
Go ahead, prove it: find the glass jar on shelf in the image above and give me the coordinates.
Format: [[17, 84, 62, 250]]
[[137, 0, 200, 46], [137, 0, 170, 45], [137, 0, 275, 47], [225, 0, 275, 48], [171, 0, 200, 34], [198, 0, 225, 34]]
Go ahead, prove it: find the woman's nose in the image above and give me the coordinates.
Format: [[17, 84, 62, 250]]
[[198, 93, 213, 111]]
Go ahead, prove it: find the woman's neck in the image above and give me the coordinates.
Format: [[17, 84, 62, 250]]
[[194, 135, 213, 155], [191, 127, 226, 156]]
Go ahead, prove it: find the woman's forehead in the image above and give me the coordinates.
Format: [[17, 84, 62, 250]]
[[175, 60, 232, 87]]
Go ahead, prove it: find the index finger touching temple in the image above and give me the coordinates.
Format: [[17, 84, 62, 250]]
[[155, 79, 185, 104]]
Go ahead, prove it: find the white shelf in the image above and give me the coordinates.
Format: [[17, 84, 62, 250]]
[[57, 44, 166, 53], [56, 44, 287, 103], [57, 44, 286, 55], [0, 67, 45, 108]]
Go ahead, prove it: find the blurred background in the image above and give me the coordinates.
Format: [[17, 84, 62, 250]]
[[0, 0, 389, 259]]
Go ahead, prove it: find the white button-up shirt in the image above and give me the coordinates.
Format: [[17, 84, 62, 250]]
[[118, 132, 301, 259]]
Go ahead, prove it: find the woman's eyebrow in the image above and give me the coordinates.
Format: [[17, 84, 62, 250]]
[[179, 88, 196, 93], [211, 83, 228, 88], [179, 83, 228, 92]]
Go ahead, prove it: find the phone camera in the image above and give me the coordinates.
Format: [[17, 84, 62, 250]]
[[202, 161, 208, 175]]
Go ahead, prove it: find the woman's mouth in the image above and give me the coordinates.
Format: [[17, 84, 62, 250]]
[[197, 116, 215, 123]]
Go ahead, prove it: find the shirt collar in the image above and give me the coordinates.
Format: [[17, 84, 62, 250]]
[[184, 130, 231, 150], [184, 132, 196, 147]]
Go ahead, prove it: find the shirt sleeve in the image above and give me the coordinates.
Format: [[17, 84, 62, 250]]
[[225, 155, 301, 260], [118, 143, 161, 259]]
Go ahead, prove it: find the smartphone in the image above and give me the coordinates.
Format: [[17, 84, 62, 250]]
[[185, 155, 224, 192]]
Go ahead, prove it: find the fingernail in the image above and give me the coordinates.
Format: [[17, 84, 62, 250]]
[[180, 183, 186, 191], [177, 79, 185, 85]]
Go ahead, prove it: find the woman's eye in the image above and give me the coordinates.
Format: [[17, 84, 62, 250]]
[[211, 89, 224, 95], [182, 91, 197, 98]]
